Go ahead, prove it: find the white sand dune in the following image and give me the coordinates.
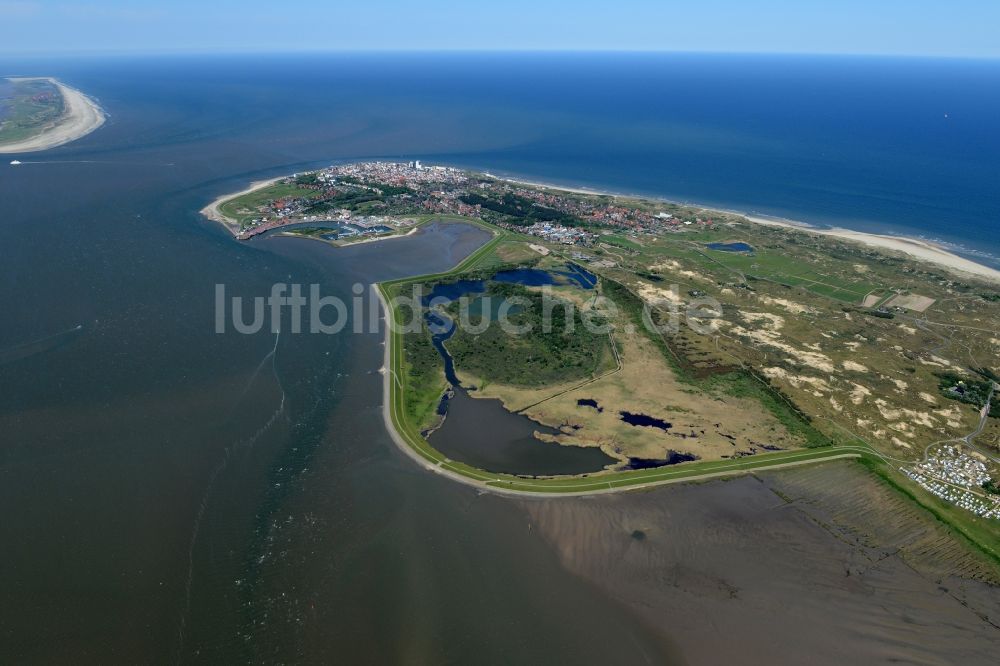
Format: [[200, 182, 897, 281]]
[[0, 77, 106, 153]]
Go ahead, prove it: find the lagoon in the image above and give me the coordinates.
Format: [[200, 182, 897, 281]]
[[423, 269, 616, 475]]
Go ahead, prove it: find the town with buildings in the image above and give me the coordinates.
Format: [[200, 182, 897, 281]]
[[225, 161, 717, 242], [904, 445, 1000, 520]]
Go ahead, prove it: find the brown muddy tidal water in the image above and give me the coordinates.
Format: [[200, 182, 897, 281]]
[[523, 461, 1000, 664]]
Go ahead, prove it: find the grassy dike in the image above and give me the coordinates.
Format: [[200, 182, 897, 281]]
[[375, 219, 882, 496], [856, 456, 1000, 567]]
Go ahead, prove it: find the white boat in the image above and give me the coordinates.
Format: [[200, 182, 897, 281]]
[[9, 160, 22, 165]]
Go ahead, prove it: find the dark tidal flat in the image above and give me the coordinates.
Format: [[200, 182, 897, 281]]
[[525, 461, 1000, 665]]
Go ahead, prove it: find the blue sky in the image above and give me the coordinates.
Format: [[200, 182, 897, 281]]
[[0, 0, 997, 57]]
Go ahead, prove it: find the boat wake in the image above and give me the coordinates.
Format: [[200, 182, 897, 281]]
[[0, 324, 84, 365]]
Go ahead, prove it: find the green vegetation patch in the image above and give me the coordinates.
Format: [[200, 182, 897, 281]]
[[444, 282, 611, 387], [400, 322, 447, 429], [459, 192, 581, 227], [641, 231, 883, 303], [600, 234, 643, 251], [218, 182, 324, 226], [382, 224, 506, 430], [300, 190, 381, 214], [0, 79, 65, 144], [709, 251, 879, 301], [936, 372, 995, 411]]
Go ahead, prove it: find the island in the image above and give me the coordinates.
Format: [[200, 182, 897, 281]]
[[207, 161, 1000, 562], [0, 77, 105, 154]]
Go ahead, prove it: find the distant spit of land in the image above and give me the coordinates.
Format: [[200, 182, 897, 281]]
[[0, 77, 105, 154]]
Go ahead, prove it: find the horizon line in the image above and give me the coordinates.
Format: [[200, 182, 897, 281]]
[[2, 47, 999, 61]]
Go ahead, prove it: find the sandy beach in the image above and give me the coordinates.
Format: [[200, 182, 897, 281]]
[[743, 214, 1000, 284], [199, 176, 285, 235], [502, 174, 1000, 284], [0, 78, 106, 153]]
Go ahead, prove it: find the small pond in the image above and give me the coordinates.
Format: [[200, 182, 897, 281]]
[[619, 411, 672, 431], [706, 241, 754, 253], [424, 262, 597, 306], [625, 452, 699, 470]]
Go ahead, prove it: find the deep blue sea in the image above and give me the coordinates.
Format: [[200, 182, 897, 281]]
[[7, 52, 1000, 265]]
